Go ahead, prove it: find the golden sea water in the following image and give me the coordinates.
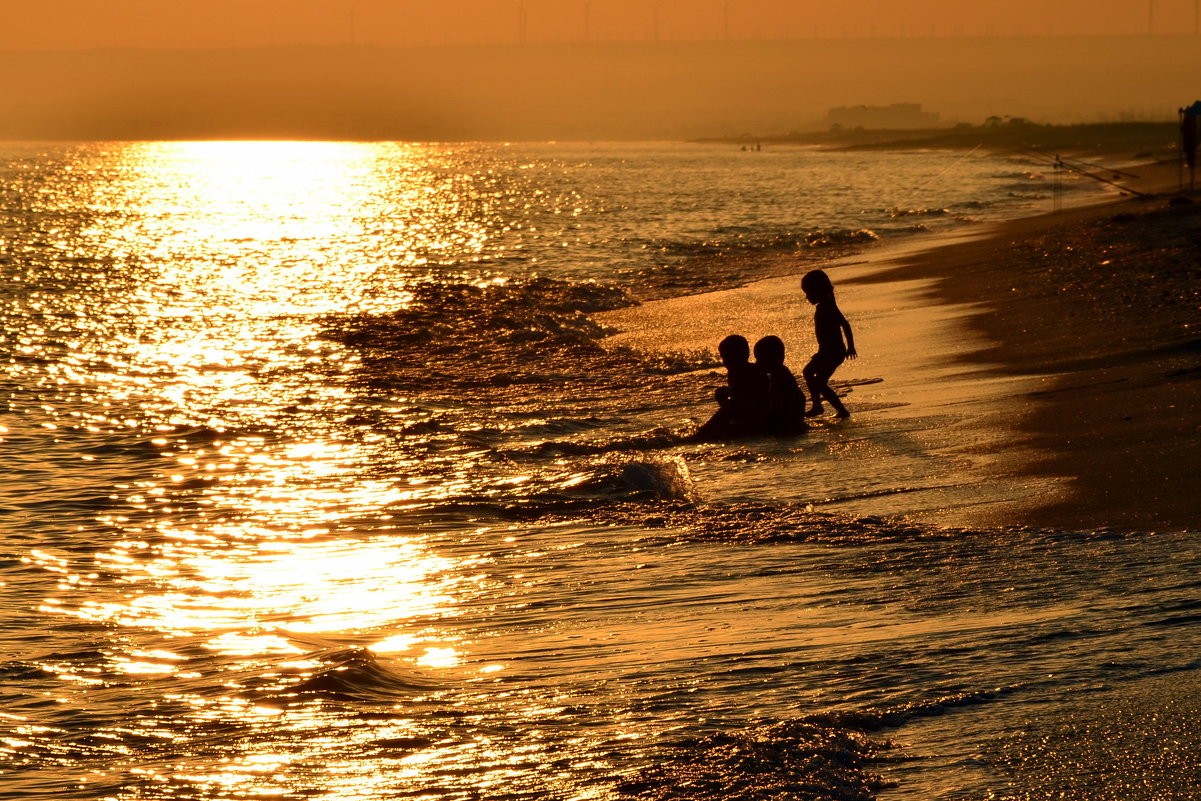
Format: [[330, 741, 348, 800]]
[[2, 141, 1198, 800]]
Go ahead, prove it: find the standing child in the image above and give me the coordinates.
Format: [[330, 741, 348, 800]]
[[800, 269, 856, 418]]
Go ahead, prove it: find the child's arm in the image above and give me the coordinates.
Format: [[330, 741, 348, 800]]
[[838, 309, 857, 358]]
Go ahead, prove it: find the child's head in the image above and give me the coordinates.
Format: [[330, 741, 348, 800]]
[[717, 334, 751, 367], [752, 335, 785, 367], [801, 269, 835, 304]]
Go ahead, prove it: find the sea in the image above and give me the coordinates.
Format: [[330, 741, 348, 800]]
[[2, 141, 1198, 800]]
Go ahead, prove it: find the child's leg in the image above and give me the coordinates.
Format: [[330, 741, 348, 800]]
[[802, 357, 825, 414], [691, 405, 734, 441], [820, 383, 850, 418], [803, 353, 848, 417]]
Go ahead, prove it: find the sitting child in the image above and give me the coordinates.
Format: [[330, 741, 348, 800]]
[[753, 335, 809, 437], [691, 334, 770, 441]]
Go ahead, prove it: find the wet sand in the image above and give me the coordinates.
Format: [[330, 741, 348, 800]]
[[600, 163, 1200, 532], [859, 179, 1199, 531]]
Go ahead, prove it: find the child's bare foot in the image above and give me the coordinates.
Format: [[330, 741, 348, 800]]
[[804, 405, 824, 417]]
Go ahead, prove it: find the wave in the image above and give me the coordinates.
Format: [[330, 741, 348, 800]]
[[643, 227, 881, 259], [326, 277, 641, 388], [617, 689, 1009, 801], [279, 646, 444, 701], [889, 206, 950, 218], [519, 427, 691, 457], [525, 499, 956, 545], [489, 478, 1152, 546], [558, 455, 698, 503], [324, 276, 716, 418], [418, 455, 701, 518], [505, 492, 1189, 548], [990, 169, 1051, 181], [615, 227, 886, 300]]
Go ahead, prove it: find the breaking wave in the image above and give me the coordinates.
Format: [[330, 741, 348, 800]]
[[618, 689, 1010, 801]]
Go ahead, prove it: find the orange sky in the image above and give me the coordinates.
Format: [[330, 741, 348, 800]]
[[3, 1, 1197, 140], [4, 0, 1200, 50]]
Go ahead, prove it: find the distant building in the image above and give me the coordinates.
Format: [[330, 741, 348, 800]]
[[825, 103, 940, 130]]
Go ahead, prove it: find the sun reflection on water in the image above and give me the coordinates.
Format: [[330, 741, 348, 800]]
[[100, 140, 502, 316], [0, 140, 554, 798], [73, 534, 465, 635], [0, 139, 686, 800]]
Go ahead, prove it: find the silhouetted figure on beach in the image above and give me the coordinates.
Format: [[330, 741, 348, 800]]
[[753, 335, 809, 437], [800, 269, 856, 418], [691, 334, 770, 441]]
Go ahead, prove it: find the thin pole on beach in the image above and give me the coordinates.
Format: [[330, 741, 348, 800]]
[[1053, 157, 1063, 213], [1014, 147, 1152, 199], [1008, 142, 1157, 196], [1052, 157, 1152, 197], [1059, 157, 1140, 180], [1183, 106, 1200, 191]]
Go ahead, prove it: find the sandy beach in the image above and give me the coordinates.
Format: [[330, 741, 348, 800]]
[[600, 161, 1199, 533]]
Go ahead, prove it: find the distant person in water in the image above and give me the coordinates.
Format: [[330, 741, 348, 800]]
[[691, 334, 770, 441], [753, 335, 808, 436], [800, 269, 856, 418]]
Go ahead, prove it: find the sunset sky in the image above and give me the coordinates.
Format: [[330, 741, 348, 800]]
[[2, 0, 1198, 140], [3, 0, 1200, 50]]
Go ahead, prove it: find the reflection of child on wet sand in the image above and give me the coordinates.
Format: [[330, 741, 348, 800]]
[[800, 269, 856, 418], [753, 335, 808, 436], [691, 334, 770, 441]]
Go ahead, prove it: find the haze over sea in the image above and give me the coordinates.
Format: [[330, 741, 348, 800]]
[[2, 141, 1199, 800]]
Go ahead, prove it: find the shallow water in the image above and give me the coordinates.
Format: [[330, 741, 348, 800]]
[[2, 141, 1195, 800]]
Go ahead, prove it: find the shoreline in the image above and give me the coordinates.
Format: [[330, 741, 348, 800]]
[[854, 173, 1199, 531], [696, 119, 1182, 160], [600, 158, 1199, 532]]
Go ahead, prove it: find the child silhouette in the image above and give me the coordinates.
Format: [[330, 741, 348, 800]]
[[691, 334, 770, 441], [753, 335, 808, 436], [800, 269, 856, 418]]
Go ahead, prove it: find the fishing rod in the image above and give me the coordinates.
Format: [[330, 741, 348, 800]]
[[1008, 146, 1151, 198], [1050, 155, 1151, 197], [888, 142, 985, 213], [1054, 155, 1141, 180]]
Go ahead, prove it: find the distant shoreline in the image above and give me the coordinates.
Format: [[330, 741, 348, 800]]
[[695, 120, 1182, 159]]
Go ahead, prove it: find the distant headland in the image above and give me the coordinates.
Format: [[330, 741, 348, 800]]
[[698, 119, 1183, 162]]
